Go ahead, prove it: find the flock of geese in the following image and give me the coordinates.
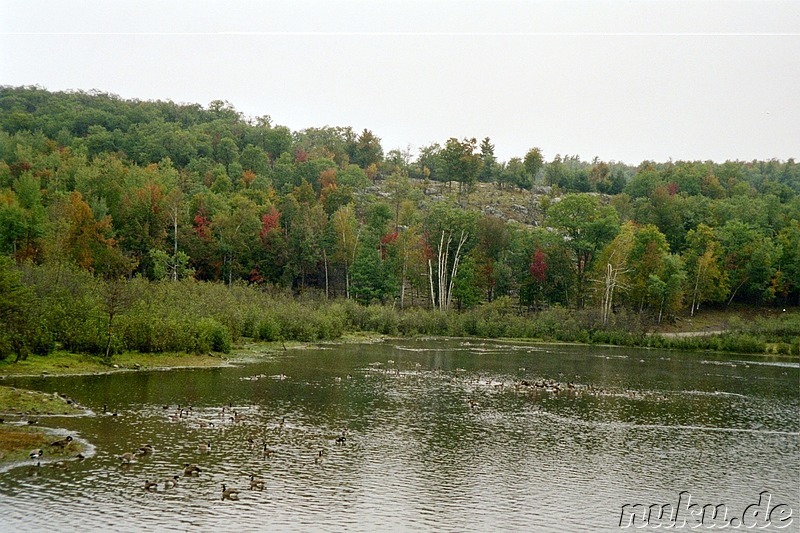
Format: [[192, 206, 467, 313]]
[[27, 435, 86, 472], [20, 354, 651, 502], [109, 404, 350, 501]]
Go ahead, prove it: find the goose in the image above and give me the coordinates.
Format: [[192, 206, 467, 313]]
[[314, 450, 325, 464], [249, 474, 265, 490], [29, 448, 44, 460], [261, 443, 274, 459], [198, 442, 212, 453], [335, 430, 347, 445], [183, 463, 201, 476], [163, 475, 180, 489], [51, 435, 74, 449], [221, 484, 240, 501], [119, 452, 136, 464], [144, 480, 158, 492], [137, 444, 155, 455], [75, 453, 86, 462]]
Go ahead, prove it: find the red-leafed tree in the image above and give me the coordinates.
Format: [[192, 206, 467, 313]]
[[193, 208, 212, 241], [530, 249, 548, 282], [259, 207, 281, 239]]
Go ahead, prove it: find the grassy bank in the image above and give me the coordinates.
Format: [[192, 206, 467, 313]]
[[0, 385, 86, 416], [0, 385, 89, 463], [0, 425, 88, 463], [0, 349, 231, 377]]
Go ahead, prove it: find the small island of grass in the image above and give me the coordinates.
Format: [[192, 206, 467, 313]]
[[0, 386, 89, 464]]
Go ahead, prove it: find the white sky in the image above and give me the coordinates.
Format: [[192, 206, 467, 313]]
[[1, 0, 799, 164]]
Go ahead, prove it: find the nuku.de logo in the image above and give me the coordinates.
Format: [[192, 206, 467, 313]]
[[619, 491, 793, 529]]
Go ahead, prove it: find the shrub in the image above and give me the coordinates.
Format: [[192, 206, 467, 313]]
[[255, 315, 281, 342], [196, 317, 232, 353]]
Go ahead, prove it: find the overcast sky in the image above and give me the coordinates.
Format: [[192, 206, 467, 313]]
[[1, 0, 798, 164]]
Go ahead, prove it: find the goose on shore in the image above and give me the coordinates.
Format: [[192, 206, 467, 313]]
[[50, 435, 74, 450], [29, 449, 44, 460]]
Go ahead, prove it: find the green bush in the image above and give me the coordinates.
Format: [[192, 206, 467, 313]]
[[255, 315, 281, 342], [196, 317, 232, 353]]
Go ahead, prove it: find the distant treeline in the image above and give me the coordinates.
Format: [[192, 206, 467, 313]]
[[0, 86, 799, 358]]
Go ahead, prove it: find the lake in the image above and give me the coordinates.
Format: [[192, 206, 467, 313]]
[[1, 339, 798, 532]]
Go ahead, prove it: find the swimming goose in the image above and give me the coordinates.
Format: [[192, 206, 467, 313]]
[[198, 441, 212, 453], [137, 444, 154, 455], [261, 443, 274, 459], [249, 474, 265, 490], [183, 463, 201, 476], [144, 480, 158, 492], [314, 450, 325, 464], [163, 475, 180, 489], [221, 484, 240, 501], [119, 452, 136, 464]]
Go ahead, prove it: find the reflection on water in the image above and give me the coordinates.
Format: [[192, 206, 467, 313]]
[[1, 340, 798, 532]]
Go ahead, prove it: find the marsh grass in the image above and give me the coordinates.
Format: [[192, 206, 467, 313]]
[[0, 385, 85, 415], [0, 425, 86, 463]]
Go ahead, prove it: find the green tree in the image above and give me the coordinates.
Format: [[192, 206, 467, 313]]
[[776, 220, 800, 305], [349, 129, 384, 168], [331, 204, 359, 298], [717, 221, 779, 305], [628, 224, 670, 312], [350, 233, 397, 304], [478, 137, 499, 184], [0, 256, 38, 360], [545, 194, 620, 308], [523, 147, 544, 186], [440, 137, 479, 196], [682, 224, 728, 315], [212, 194, 261, 285]]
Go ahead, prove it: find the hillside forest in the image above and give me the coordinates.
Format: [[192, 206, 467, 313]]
[[1, 86, 799, 359]]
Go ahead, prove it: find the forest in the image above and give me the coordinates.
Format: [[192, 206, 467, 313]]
[[1, 85, 799, 359]]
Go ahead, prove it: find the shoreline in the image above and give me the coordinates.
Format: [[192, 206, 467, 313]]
[[1, 331, 796, 380]]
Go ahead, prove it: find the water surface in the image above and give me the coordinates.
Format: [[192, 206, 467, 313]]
[[1, 339, 797, 532]]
